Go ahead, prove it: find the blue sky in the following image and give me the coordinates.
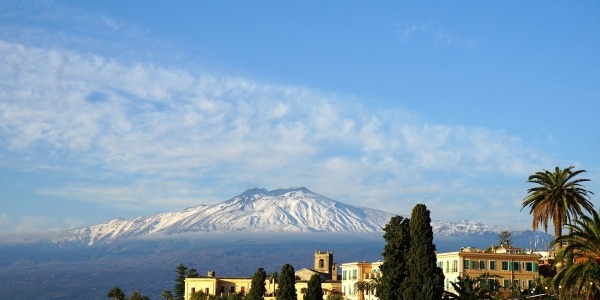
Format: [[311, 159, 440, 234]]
[[1, 0, 599, 237]]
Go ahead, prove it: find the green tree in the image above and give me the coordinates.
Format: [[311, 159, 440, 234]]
[[189, 290, 208, 300], [129, 290, 150, 300], [442, 275, 493, 300], [107, 286, 126, 300], [247, 267, 267, 300], [304, 274, 323, 300], [401, 204, 444, 300], [378, 215, 410, 300], [521, 166, 594, 260], [498, 230, 512, 247], [277, 264, 297, 300], [162, 289, 174, 300], [187, 267, 199, 278], [552, 209, 600, 297], [174, 263, 188, 300], [353, 281, 368, 300]]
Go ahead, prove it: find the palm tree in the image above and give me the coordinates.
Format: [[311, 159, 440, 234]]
[[443, 275, 493, 300], [268, 272, 278, 296], [353, 281, 367, 300], [129, 290, 150, 300], [551, 209, 600, 298], [521, 166, 594, 259], [107, 286, 126, 300], [162, 289, 174, 300]]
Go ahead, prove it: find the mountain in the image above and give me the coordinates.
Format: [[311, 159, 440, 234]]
[[3, 187, 554, 299], [57, 187, 546, 247], [60, 187, 393, 245]]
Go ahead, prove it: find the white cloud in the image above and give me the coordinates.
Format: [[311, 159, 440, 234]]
[[0, 40, 549, 227]]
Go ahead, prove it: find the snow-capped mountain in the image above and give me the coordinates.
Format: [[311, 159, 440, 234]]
[[59, 187, 527, 246], [61, 187, 393, 245]]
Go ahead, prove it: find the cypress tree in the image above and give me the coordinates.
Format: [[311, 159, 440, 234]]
[[174, 263, 188, 300], [401, 204, 444, 300], [247, 267, 267, 300], [277, 264, 297, 300], [378, 215, 410, 300], [304, 274, 323, 300]]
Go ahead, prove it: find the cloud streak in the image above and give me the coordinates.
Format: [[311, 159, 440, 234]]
[[0, 39, 546, 228]]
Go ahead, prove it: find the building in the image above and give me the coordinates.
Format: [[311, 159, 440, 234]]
[[437, 245, 543, 295], [296, 250, 339, 281], [184, 250, 341, 300], [340, 261, 382, 300], [184, 272, 251, 299]]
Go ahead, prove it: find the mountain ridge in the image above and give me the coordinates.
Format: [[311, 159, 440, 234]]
[[56, 187, 547, 247]]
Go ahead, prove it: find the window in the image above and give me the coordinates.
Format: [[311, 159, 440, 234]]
[[501, 261, 510, 271], [319, 259, 325, 268], [452, 260, 458, 272], [205, 288, 209, 295], [241, 287, 245, 295], [503, 279, 510, 288], [301, 288, 307, 293], [445, 261, 449, 273], [342, 270, 347, 280], [479, 260, 486, 270], [353, 269, 357, 280], [513, 280, 519, 288], [230, 286, 235, 293], [513, 262, 520, 271], [525, 262, 538, 272], [489, 260, 496, 270], [464, 259, 472, 270], [220, 286, 225, 293], [191, 288, 196, 294]]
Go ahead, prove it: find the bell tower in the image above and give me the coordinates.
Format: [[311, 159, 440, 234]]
[[314, 250, 336, 280]]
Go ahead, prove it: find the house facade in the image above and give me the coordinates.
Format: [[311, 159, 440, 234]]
[[340, 261, 382, 300], [437, 246, 543, 294]]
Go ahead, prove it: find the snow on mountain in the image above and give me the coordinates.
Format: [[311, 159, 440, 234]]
[[59, 187, 516, 246], [60, 188, 391, 245]]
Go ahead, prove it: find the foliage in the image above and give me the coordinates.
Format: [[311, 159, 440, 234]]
[[129, 290, 150, 300], [189, 290, 208, 300], [174, 263, 188, 300], [354, 281, 367, 300], [498, 230, 512, 246], [247, 267, 267, 300], [162, 289, 174, 300], [442, 275, 493, 300], [552, 209, 600, 297], [401, 204, 445, 300], [326, 293, 344, 300], [187, 267, 200, 278], [277, 263, 297, 300], [378, 215, 410, 300], [108, 286, 126, 300], [304, 274, 323, 300], [522, 166, 594, 257]]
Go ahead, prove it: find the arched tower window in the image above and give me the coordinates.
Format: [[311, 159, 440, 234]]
[[319, 259, 325, 268]]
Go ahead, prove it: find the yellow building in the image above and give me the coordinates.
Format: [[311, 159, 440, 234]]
[[184, 250, 342, 300], [340, 261, 382, 300], [437, 245, 543, 295]]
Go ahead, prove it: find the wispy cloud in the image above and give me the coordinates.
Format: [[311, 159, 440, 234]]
[[0, 40, 546, 225], [394, 20, 477, 50]]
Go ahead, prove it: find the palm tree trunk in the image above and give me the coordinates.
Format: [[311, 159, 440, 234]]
[[554, 212, 564, 269]]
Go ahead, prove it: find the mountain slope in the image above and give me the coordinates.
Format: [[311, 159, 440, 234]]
[[58, 187, 547, 246], [61, 187, 394, 245]]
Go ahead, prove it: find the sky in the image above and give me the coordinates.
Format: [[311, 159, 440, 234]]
[[1, 0, 599, 237]]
